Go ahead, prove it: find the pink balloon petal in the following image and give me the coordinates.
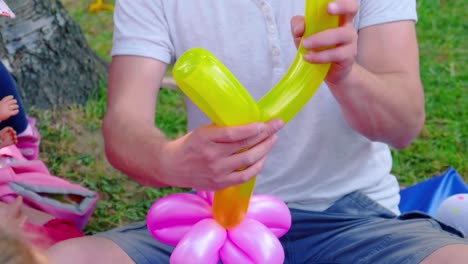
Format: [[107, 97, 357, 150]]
[[221, 218, 284, 264], [171, 219, 226, 264], [219, 239, 255, 264], [147, 225, 193, 247], [246, 195, 291, 237], [147, 193, 212, 246], [196, 190, 214, 205]]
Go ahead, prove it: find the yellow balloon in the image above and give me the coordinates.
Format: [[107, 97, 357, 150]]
[[258, 0, 338, 123], [88, 0, 114, 13], [173, 48, 260, 126], [172, 0, 339, 229]]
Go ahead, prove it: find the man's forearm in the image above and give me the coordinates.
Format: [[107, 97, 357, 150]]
[[328, 62, 425, 149], [102, 113, 171, 188], [103, 55, 171, 187]]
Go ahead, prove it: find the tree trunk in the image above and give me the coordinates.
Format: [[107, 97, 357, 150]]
[[0, 0, 107, 109]]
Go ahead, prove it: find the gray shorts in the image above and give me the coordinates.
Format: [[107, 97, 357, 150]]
[[98, 191, 467, 264]]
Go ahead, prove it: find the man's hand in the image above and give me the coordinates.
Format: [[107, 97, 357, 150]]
[[0, 95, 19, 121], [290, 0, 425, 148], [291, 0, 358, 86], [159, 119, 284, 190]]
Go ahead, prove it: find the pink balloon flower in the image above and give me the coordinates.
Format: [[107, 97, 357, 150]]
[[146, 191, 291, 264]]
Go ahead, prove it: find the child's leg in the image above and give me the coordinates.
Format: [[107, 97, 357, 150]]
[[0, 126, 17, 148], [0, 62, 27, 133], [0, 62, 40, 160]]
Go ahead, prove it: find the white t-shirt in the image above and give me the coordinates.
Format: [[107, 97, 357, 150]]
[[111, 0, 417, 214]]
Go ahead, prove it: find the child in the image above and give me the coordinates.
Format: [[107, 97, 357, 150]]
[[0, 0, 14, 18], [0, 225, 50, 264], [0, 194, 84, 250], [0, 196, 50, 264], [0, 1, 40, 159]]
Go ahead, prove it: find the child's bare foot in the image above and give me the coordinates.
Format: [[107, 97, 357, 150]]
[[0, 95, 19, 121], [0, 126, 17, 148]]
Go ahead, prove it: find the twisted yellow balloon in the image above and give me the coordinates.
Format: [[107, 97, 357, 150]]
[[88, 0, 114, 13], [173, 0, 339, 229]]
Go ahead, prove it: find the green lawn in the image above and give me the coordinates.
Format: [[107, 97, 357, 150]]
[[391, 0, 467, 184], [39, 0, 466, 234]]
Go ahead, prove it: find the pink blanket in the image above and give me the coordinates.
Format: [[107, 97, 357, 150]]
[[0, 145, 99, 230]]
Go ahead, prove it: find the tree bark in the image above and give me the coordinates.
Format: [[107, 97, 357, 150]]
[[0, 0, 107, 109]]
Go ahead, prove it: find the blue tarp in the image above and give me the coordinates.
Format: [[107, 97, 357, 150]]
[[399, 167, 468, 216]]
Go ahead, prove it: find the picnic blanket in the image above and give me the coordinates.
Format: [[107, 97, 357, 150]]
[[399, 167, 468, 216]]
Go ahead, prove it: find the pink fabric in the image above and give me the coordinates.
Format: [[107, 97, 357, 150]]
[[16, 116, 40, 160], [0, 145, 99, 230], [0, 143, 27, 163], [23, 219, 84, 249]]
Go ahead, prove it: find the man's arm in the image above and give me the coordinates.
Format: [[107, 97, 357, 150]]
[[293, 0, 424, 149], [328, 21, 425, 149], [102, 55, 170, 187], [103, 55, 283, 189]]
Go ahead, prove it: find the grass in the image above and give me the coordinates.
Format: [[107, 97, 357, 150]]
[[35, 0, 467, 234], [390, 0, 467, 184]]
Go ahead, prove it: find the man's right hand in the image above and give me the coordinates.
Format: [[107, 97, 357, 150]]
[[159, 119, 284, 190]]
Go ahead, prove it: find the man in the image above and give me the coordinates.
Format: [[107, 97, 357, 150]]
[[49, 0, 468, 263]]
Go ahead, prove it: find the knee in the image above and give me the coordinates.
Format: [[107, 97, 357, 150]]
[[47, 236, 134, 264], [47, 238, 88, 264], [421, 244, 468, 264]]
